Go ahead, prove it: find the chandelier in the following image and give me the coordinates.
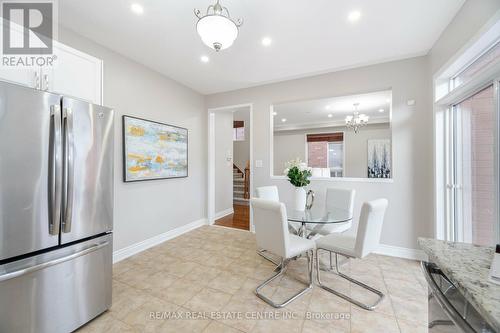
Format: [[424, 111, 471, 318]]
[[194, 0, 243, 52], [345, 103, 369, 133]]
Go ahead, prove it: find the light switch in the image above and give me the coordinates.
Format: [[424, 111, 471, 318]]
[[407, 99, 415, 106], [255, 160, 263, 168]]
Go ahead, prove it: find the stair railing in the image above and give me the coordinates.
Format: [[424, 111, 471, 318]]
[[244, 161, 250, 199]]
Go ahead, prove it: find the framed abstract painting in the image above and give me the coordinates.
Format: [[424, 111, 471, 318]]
[[367, 139, 391, 178], [122, 115, 188, 182]]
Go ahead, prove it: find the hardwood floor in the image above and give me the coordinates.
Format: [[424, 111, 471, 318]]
[[214, 204, 249, 230]]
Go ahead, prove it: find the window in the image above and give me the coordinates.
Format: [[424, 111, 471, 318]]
[[233, 121, 245, 141], [328, 142, 344, 177], [448, 86, 497, 246], [435, 23, 500, 245], [306, 133, 344, 177], [451, 41, 500, 90]]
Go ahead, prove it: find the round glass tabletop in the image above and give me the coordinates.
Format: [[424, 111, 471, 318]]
[[286, 205, 352, 224]]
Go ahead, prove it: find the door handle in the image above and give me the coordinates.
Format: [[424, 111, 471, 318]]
[[49, 105, 62, 236], [43, 74, 49, 91], [62, 107, 74, 233], [0, 241, 109, 282], [34, 71, 40, 89]]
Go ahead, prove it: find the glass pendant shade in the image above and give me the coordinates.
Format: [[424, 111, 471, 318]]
[[194, 0, 242, 52], [196, 15, 238, 51]]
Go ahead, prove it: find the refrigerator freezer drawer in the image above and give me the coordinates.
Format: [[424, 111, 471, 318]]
[[0, 234, 112, 333]]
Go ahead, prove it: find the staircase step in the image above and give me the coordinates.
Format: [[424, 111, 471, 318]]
[[234, 198, 249, 205]]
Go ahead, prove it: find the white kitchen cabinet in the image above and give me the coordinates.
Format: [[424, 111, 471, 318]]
[[0, 66, 40, 89], [44, 42, 103, 105], [0, 39, 103, 105], [0, 21, 40, 89]]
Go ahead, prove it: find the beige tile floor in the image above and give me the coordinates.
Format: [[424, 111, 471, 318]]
[[77, 225, 428, 333]]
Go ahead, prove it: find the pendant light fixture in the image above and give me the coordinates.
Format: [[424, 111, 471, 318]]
[[194, 0, 243, 52], [345, 103, 369, 133]]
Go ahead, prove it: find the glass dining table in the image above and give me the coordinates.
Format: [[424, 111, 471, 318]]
[[257, 204, 353, 270], [286, 204, 353, 238]]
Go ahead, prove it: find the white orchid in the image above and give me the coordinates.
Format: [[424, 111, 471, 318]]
[[284, 158, 312, 187]]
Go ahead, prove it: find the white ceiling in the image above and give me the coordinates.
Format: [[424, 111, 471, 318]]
[[58, 0, 465, 95], [273, 90, 391, 131]]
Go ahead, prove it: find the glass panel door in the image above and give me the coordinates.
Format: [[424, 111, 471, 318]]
[[448, 85, 498, 246]]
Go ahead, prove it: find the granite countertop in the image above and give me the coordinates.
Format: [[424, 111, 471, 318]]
[[418, 238, 500, 332]]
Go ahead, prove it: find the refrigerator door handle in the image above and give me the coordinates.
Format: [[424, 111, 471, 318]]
[[49, 105, 62, 236], [0, 241, 109, 282], [62, 107, 74, 233]]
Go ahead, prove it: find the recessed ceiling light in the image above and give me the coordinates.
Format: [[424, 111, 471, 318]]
[[281, 118, 287, 122], [385, 98, 390, 103], [272, 111, 277, 116], [327, 114, 333, 118], [262, 37, 272, 46], [348, 10, 361, 22], [130, 3, 144, 15], [325, 105, 331, 110], [200, 55, 209, 63], [379, 109, 385, 113]]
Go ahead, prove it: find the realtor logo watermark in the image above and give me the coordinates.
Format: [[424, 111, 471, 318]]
[[1, 0, 57, 66]]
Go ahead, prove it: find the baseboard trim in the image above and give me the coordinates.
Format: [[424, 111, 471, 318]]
[[112, 218, 207, 263], [375, 244, 427, 261], [214, 208, 234, 220]]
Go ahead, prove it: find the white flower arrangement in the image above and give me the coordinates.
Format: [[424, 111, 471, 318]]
[[284, 158, 312, 187]]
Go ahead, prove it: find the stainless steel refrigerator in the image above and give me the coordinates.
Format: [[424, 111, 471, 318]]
[[0, 81, 114, 333]]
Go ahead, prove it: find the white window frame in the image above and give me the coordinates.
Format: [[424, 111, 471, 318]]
[[434, 17, 500, 242]]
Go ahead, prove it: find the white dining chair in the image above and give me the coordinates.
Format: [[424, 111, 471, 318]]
[[255, 185, 301, 234], [311, 168, 322, 177], [315, 198, 388, 310], [321, 168, 331, 178], [255, 186, 280, 201], [308, 188, 355, 237], [251, 198, 315, 308], [255, 186, 282, 265]]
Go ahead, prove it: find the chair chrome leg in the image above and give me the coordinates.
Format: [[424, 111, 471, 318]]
[[316, 251, 385, 311], [258, 249, 281, 268], [255, 250, 313, 308], [317, 252, 348, 272]]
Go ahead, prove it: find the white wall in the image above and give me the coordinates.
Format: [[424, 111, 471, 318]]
[[214, 111, 234, 214], [428, 0, 500, 74], [59, 28, 207, 252], [233, 108, 250, 172], [273, 132, 306, 175], [206, 56, 433, 250], [273, 123, 391, 178]]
